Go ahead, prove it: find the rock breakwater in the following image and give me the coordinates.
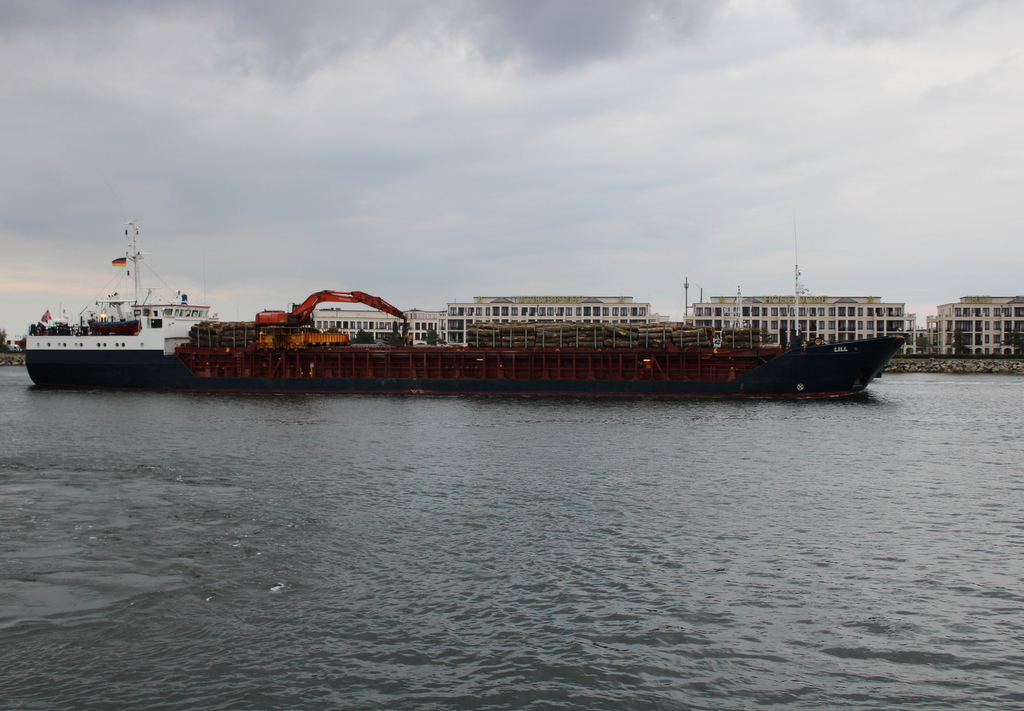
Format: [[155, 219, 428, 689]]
[[886, 358, 1024, 374], [1, 352, 25, 366]]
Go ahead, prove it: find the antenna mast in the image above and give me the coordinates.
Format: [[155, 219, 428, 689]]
[[793, 216, 807, 344]]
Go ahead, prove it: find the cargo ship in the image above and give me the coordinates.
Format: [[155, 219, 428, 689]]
[[24, 224, 905, 397]]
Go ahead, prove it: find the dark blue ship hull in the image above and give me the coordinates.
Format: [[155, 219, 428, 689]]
[[26, 336, 905, 398]]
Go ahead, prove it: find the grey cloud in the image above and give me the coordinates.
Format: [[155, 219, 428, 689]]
[[1, 0, 724, 79], [225, 0, 724, 74], [452, 0, 721, 70], [793, 0, 995, 41]]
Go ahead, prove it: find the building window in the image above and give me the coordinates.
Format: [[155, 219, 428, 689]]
[[511, 307, 518, 316], [828, 307, 836, 316]]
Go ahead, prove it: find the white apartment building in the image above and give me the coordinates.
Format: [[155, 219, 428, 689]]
[[692, 295, 914, 346], [312, 307, 445, 345], [926, 296, 1024, 355], [443, 296, 661, 344]]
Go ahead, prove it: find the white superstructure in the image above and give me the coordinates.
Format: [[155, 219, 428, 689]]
[[25, 222, 213, 355]]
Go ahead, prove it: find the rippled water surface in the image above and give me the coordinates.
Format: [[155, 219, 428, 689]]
[[2, 367, 1024, 710]]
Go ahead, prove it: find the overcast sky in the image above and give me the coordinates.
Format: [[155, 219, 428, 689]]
[[3, 0, 1022, 334]]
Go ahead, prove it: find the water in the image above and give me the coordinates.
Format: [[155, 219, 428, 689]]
[[2, 366, 1023, 710]]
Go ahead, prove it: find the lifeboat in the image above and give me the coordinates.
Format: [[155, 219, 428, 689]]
[[88, 319, 141, 336]]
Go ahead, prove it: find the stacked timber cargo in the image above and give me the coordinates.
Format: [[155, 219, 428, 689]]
[[715, 328, 765, 348], [188, 321, 259, 348], [465, 322, 764, 349]]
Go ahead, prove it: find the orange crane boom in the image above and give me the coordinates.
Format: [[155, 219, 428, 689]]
[[256, 290, 407, 327]]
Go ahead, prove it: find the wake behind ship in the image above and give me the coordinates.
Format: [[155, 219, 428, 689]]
[[24, 224, 906, 398]]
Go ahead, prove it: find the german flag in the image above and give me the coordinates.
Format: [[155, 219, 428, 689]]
[[112, 257, 127, 267]]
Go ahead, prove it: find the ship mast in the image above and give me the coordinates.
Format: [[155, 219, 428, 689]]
[[794, 263, 801, 343], [735, 285, 743, 329], [793, 217, 806, 345], [126, 221, 142, 305], [684, 277, 689, 321]]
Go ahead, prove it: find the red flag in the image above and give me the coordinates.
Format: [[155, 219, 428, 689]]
[[112, 257, 127, 267], [41, 309, 52, 324]]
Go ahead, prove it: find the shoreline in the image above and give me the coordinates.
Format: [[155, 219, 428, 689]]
[[1, 353, 25, 366]]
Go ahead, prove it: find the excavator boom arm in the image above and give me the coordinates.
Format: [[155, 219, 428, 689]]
[[347, 291, 405, 322], [256, 290, 406, 327]]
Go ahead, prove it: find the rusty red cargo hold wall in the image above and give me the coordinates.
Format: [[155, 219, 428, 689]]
[[175, 345, 776, 382]]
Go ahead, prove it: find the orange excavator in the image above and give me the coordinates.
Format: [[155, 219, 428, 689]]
[[256, 290, 408, 347], [256, 290, 406, 327]]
